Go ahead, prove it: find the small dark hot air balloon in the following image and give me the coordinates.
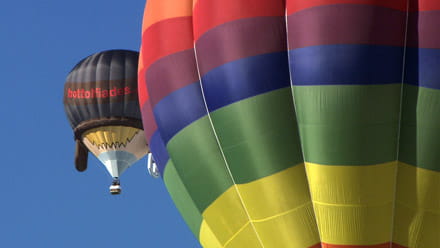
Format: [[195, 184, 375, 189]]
[[64, 49, 148, 194]]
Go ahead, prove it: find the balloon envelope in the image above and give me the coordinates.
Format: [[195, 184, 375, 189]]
[[64, 50, 148, 178], [139, 1, 440, 248]]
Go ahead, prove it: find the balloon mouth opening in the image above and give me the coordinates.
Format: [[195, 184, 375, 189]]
[[73, 117, 143, 140]]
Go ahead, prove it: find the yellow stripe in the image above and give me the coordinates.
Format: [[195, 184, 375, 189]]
[[200, 220, 223, 248], [393, 162, 440, 248], [305, 161, 397, 245], [83, 126, 140, 149], [82, 126, 148, 160], [199, 164, 320, 248], [225, 223, 265, 248]]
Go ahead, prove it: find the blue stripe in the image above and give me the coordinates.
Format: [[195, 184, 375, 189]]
[[149, 131, 170, 175], [289, 44, 404, 85], [153, 82, 207, 143], [201, 52, 291, 111], [153, 52, 292, 143], [405, 48, 440, 90]]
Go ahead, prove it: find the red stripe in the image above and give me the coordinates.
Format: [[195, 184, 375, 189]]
[[287, 0, 407, 15], [412, 0, 440, 11], [306, 243, 408, 248], [138, 67, 148, 108], [286, 0, 440, 13], [193, 0, 285, 40], [322, 243, 392, 248], [140, 101, 158, 142], [140, 16, 194, 72]]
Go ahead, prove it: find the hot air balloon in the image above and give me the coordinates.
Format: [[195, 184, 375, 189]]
[[64, 49, 148, 194], [138, 0, 440, 247]]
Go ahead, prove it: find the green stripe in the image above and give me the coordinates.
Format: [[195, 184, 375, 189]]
[[399, 84, 440, 171], [163, 160, 203, 237], [166, 88, 304, 212], [167, 115, 233, 211], [210, 87, 303, 183], [293, 84, 401, 165]]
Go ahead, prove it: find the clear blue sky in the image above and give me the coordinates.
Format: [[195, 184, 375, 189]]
[[0, 1, 200, 247]]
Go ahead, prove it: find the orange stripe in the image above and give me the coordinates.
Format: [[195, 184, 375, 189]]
[[142, 0, 193, 32], [286, 0, 407, 15], [193, 0, 285, 40], [193, 0, 198, 10], [322, 243, 392, 248]]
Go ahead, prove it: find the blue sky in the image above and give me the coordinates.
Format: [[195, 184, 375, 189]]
[[0, 1, 200, 247]]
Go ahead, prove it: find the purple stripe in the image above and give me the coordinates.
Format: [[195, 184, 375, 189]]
[[407, 10, 440, 48], [145, 49, 199, 107], [195, 16, 287, 76], [141, 101, 158, 142], [287, 4, 406, 49]]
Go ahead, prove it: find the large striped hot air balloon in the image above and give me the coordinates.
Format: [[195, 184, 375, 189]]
[[138, 0, 440, 247], [64, 50, 148, 194]]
